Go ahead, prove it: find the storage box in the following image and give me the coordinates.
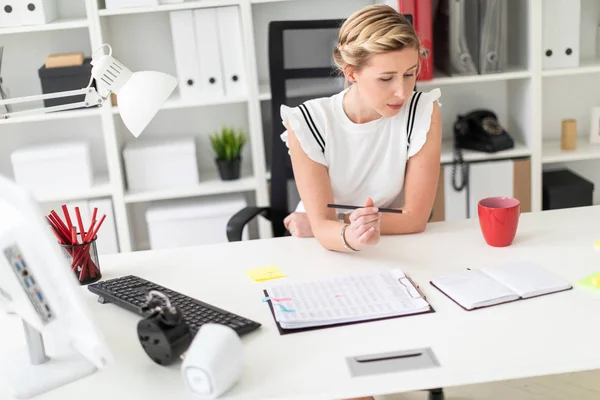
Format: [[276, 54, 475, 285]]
[[146, 195, 249, 250], [542, 169, 594, 210], [38, 58, 95, 108], [123, 138, 199, 192], [11, 141, 93, 192]]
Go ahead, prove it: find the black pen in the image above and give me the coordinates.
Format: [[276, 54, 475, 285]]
[[327, 204, 404, 214]]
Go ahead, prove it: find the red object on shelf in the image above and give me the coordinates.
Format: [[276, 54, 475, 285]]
[[399, 0, 434, 81]]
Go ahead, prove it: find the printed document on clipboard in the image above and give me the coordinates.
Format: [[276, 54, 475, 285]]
[[264, 269, 432, 330]]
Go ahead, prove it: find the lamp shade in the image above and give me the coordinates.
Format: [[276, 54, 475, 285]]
[[90, 44, 177, 137], [116, 72, 177, 138]]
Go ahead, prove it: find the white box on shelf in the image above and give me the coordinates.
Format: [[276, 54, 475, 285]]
[[145, 195, 249, 250], [105, 0, 158, 10], [0, 1, 23, 27], [123, 138, 200, 192], [19, 0, 57, 26], [11, 141, 93, 193]]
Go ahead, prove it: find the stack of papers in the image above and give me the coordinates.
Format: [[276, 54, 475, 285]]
[[265, 269, 431, 329]]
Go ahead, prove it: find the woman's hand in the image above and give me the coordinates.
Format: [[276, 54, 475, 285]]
[[284, 212, 314, 238], [344, 197, 381, 250]]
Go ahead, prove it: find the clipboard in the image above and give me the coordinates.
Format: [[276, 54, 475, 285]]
[[262, 272, 436, 336], [263, 290, 436, 335]]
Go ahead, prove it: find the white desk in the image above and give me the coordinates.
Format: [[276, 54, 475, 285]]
[[3, 206, 600, 400]]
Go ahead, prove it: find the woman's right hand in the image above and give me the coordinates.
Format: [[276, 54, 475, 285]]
[[344, 197, 381, 250]]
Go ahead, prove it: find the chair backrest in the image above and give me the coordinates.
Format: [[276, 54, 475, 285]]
[[267, 15, 413, 238], [268, 19, 344, 237]]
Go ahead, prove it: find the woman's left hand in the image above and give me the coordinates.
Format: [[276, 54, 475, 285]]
[[284, 212, 314, 237]]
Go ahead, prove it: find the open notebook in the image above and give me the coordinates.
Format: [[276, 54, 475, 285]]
[[430, 262, 572, 311], [264, 269, 433, 332]]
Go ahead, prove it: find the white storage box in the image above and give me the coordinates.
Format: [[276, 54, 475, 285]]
[[105, 0, 158, 10], [146, 195, 249, 250], [123, 138, 199, 192], [11, 141, 93, 192]]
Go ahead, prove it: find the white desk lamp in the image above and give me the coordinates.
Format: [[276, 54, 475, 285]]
[[0, 44, 177, 137]]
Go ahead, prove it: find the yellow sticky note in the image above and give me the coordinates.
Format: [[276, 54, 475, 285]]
[[594, 240, 600, 249], [576, 272, 600, 292], [246, 266, 286, 282]]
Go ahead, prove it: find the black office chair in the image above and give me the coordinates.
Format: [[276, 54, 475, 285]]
[[226, 19, 345, 242]]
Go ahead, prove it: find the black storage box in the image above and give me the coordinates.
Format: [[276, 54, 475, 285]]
[[542, 169, 594, 210], [38, 57, 95, 108]]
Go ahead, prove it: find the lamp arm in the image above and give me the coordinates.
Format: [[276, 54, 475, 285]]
[[0, 87, 108, 120]]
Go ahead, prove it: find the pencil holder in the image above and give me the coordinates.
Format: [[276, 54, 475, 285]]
[[60, 233, 102, 285]]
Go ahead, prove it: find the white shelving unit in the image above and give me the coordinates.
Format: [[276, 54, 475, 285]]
[[2, 0, 600, 253]]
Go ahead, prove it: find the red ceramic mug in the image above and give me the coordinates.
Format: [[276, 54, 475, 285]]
[[478, 197, 520, 247]]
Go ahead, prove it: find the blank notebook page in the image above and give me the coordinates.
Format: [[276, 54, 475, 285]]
[[431, 270, 519, 310], [482, 262, 572, 298]]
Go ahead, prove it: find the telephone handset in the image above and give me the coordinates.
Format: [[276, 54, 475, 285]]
[[451, 109, 515, 191]]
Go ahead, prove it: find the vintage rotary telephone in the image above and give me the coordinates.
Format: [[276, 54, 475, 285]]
[[451, 109, 514, 191]]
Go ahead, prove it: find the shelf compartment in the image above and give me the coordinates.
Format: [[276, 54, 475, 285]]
[[542, 139, 600, 163], [123, 174, 256, 203]]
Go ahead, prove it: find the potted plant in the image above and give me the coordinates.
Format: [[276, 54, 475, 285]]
[[210, 125, 247, 181]]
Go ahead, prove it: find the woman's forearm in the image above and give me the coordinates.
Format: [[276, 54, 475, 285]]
[[312, 219, 357, 252], [378, 213, 428, 235], [341, 212, 426, 235]]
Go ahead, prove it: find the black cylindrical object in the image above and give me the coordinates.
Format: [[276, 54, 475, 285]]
[[137, 306, 192, 366]]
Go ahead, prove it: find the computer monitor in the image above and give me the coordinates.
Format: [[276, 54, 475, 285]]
[[0, 174, 113, 399]]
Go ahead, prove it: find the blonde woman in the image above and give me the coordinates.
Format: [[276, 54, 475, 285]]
[[281, 4, 442, 253]]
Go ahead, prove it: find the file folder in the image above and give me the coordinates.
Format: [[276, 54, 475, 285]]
[[0, 0, 23, 28], [193, 8, 225, 98], [20, 0, 58, 25], [216, 6, 247, 97], [169, 10, 202, 101], [433, 0, 477, 76], [542, 0, 580, 69], [478, 0, 506, 74], [414, 0, 434, 81]]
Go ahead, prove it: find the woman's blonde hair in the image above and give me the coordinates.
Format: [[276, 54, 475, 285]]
[[333, 4, 421, 74]]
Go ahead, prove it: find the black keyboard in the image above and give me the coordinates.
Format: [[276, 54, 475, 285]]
[[87, 275, 261, 337]]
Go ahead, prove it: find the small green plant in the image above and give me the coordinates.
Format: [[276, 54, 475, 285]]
[[209, 125, 247, 161]]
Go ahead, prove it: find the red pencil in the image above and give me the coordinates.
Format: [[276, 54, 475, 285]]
[[75, 207, 86, 242], [62, 205, 73, 236]]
